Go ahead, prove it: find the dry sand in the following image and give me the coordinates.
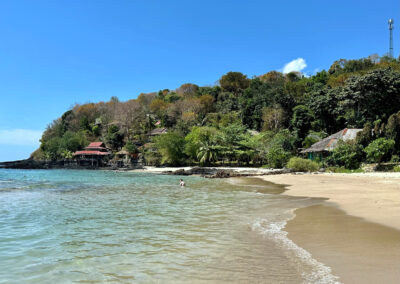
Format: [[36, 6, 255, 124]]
[[259, 172, 400, 230]]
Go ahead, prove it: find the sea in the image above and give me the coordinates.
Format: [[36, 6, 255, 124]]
[[0, 169, 340, 283]]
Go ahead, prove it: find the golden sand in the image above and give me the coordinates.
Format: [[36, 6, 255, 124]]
[[258, 173, 400, 283], [258, 173, 400, 230]]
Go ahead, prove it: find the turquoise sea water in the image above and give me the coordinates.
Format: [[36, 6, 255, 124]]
[[0, 169, 339, 283]]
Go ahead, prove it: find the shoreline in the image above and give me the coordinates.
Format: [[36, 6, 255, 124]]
[[252, 173, 400, 283], [257, 172, 400, 230]]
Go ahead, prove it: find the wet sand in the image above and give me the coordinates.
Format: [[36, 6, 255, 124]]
[[286, 205, 400, 283], [257, 173, 400, 283]]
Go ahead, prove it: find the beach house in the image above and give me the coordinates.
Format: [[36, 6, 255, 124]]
[[74, 142, 110, 167], [301, 128, 362, 160]]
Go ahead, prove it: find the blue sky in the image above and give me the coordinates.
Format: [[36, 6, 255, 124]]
[[0, 0, 399, 161]]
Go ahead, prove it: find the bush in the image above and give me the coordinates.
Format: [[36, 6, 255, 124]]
[[286, 157, 319, 172], [393, 165, 400, 172], [154, 132, 186, 166], [364, 138, 395, 163], [266, 146, 292, 168], [326, 167, 364, 173], [326, 141, 364, 169]]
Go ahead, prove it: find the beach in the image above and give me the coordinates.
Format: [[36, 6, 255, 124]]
[[258, 173, 400, 283]]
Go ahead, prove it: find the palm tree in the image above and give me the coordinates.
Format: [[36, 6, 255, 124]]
[[196, 141, 217, 165]]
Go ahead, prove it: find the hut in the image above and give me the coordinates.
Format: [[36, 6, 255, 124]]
[[147, 127, 168, 136], [301, 128, 362, 160], [74, 142, 110, 167]]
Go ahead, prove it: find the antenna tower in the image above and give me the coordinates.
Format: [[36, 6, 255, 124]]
[[389, 18, 394, 58]]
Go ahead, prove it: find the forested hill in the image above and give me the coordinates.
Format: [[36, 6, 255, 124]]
[[33, 55, 400, 169]]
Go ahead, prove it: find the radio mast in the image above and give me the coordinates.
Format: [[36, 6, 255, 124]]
[[389, 18, 394, 58]]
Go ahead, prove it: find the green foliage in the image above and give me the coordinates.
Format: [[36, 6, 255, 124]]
[[265, 130, 295, 168], [196, 141, 218, 165], [266, 146, 292, 168], [364, 138, 395, 163], [154, 132, 186, 166], [286, 157, 319, 172], [184, 126, 218, 160], [32, 54, 400, 170], [105, 125, 124, 150], [291, 105, 315, 144], [326, 167, 364, 173], [326, 141, 364, 169], [302, 131, 325, 148], [219, 71, 250, 94], [393, 165, 400, 172], [125, 141, 138, 154]]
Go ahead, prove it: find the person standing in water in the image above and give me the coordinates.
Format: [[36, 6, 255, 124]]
[[180, 179, 185, 187]]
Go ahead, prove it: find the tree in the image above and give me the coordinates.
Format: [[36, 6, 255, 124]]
[[184, 126, 218, 160], [197, 141, 218, 165], [176, 83, 199, 98], [291, 105, 315, 145], [219, 72, 250, 95], [385, 111, 400, 153], [337, 68, 400, 127], [262, 106, 285, 131], [154, 132, 186, 166], [265, 130, 295, 168], [326, 141, 364, 169], [105, 125, 124, 150], [364, 138, 395, 163]]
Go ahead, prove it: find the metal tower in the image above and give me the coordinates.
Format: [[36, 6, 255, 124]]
[[389, 18, 394, 58]]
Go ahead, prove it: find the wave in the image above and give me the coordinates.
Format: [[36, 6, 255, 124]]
[[251, 210, 341, 284]]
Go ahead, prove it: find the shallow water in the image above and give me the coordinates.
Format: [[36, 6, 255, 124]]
[[0, 169, 338, 283]]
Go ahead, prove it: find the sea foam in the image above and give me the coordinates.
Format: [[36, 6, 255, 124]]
[[251, 210, 341, 284]]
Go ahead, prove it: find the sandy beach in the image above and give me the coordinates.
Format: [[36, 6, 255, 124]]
[[258, 172, 400, 230], [258, 173, 400, 283]]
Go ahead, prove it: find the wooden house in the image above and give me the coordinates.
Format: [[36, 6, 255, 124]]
[[74, 142, 110, 167], [301, 128, 362, 160]]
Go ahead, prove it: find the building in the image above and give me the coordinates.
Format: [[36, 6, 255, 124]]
[[147, 127, 168, 136], [74, 142, 110, 167], [301, 128, 362, 160]]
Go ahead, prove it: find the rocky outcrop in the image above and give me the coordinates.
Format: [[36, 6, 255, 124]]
[[0, 159, 48, 169], [162, 167, 291, 178]]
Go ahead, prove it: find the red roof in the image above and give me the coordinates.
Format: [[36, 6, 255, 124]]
[[74, 150, 110, 156], [88, 142, 105, 148]]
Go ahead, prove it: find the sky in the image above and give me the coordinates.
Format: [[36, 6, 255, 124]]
[[0, 0, 399, 161]]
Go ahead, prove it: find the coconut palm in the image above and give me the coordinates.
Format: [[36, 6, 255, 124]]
[[196, 141, 218, 165]]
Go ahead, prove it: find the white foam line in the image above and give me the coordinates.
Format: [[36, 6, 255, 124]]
[[252, 210, 341, 284]]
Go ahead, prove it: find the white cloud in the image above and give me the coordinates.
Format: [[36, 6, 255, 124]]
[[282, 58, 307, 74], [0, 129, 43, 146]]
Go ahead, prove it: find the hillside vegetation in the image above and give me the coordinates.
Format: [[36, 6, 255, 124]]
[[32, 55, 400, 169]]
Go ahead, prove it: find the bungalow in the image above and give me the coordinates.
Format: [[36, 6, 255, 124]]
[[301, 128, 362, 160], [74, 142, 110, 167], [147, 127, 168, 136]]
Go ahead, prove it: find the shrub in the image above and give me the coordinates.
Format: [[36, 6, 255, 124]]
[[286, 157, 319, 172], [267, 147, 293, 168], [326, 141, 364, 169], [154, 132, 186, 166], [364, 138, 395, 163], [393, 165, 400, 172], [326, 167, 364, 173]]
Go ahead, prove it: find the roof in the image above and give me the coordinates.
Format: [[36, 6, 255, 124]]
[[301, 128, 362, 153], [147, 127, 168, 136], [74, 150, 110, 156], [87, 142, 105, 148]]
